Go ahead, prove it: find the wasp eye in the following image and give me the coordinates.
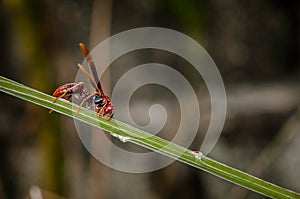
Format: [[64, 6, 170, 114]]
[[93, 95, 101, 103], [93, 95, 105, 106]]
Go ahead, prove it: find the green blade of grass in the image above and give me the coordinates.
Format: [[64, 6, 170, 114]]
[[1, 75, 299, 199]]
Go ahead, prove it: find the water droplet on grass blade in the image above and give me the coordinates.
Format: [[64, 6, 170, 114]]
[[192, 151, 203, 160], [110, 133, 131, 143]]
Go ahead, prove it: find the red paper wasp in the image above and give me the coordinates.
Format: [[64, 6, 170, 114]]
[[50, 43, 114, 120]]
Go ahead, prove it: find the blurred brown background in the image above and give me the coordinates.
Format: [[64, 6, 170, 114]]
[[0, 0, 300, 199]]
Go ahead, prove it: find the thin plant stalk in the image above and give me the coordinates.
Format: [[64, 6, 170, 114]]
[[1, 76, 299, 199]]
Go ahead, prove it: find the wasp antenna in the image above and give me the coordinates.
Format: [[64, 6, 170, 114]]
[[77, 63, 98, 90]]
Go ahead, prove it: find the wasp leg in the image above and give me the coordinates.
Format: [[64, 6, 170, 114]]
[[49, 90, 72, 113], [77, 93, 96, 115], [107, 112, 114, 121], [97, 107, 105, 118], [53, 90, 68, 103]]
